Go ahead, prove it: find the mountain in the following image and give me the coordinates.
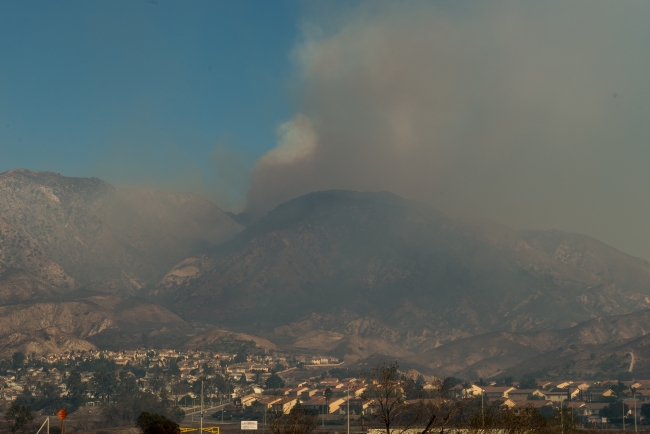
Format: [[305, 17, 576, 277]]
[[0, 169, 243, 295], [4, 173, 650, 371], [0, 169, 245, 357], [155, 190, 650, 362]]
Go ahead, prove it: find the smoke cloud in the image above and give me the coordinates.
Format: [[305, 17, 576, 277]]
[[245, 1, 650, 259]]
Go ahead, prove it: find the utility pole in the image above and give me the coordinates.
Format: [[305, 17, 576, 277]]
[[201, 380, 204, 434], [634, 391, 638, 432], [347, 386, 350, 434], [481, 390, 485, 431], [623, 400, 626, 431]]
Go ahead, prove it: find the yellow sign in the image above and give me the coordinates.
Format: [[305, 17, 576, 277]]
[[180, 427, 220, 434]]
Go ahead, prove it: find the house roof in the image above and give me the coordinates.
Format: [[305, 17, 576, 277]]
[[582, 403, 609, 410], [513, 400, 553, 409], [482, 386, 515, 393], [509, 389, 542, 394]]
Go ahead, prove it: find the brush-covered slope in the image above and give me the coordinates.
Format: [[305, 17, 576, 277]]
[[0, 169, 243, 296], [0, 290, 188, 357], [405, 309, 650, 378], [156, 190, 650, 352]]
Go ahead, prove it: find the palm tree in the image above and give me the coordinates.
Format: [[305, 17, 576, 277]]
[[324, 387, 333, 415]]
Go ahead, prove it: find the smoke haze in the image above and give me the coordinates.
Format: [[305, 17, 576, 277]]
[[244, 0, 650, 259]]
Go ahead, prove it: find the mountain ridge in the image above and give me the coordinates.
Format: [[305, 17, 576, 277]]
[[2, 171, 650, 376], [153, 189, 650, 369], [0, 168, 243, 296]]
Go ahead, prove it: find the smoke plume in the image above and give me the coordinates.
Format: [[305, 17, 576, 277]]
[[244, 1, 650, 259]]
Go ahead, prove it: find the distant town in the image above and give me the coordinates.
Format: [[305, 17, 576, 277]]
[[2, 346, 650, 432]]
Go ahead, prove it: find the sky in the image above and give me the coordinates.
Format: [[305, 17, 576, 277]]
[[2, 1, 650, 260], [0, 0, 302, 206]]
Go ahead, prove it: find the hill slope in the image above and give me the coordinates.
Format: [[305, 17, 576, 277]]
[[0, 169, 243, 296], [0, 291, 188, 357], [156, 190, 650, 359], [404, 309, 650, 378]]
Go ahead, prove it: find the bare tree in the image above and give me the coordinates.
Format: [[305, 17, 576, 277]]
[[364, 361, 438, 434]]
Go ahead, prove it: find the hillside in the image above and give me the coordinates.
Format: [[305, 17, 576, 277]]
[[156, 190, 650, 361], [0, 169, 243, 295], [4, 176, 650, 370], [402, 309, 650, 379], [0, 291, 189, 357]]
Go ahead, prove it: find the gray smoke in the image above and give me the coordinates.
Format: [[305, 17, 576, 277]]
[[244, 0, 650, 259]]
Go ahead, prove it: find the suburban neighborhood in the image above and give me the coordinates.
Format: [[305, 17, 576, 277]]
[[1, 347, 649, 431]]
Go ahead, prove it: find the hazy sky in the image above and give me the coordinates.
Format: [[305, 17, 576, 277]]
[[2, 1, 650, 260]]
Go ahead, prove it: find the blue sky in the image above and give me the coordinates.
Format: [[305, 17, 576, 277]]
[[0, 0, 302, 200]]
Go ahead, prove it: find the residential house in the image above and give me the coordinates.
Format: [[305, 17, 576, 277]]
[[301, 397, 328, 414], [507, 389, 546, 402], [545, 388, 579, 402], [482, 386, 516, 400], [585, 389, 615, 402], [320, 378, 340, 387], [253, 396, 283, 410], [271, 397, 298, 414], [288, 387, 310, 397], [580, 403, 610, 425], [461, 384, 484, 398], [241, 393, 261, 407], [328, 397, 347, 414]]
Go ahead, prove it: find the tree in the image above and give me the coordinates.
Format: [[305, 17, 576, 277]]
[[324, 387, 333, 414], [367, 361, 408, 434], [270, 406, 317, 434], [170, 406, 186, 424], [600, 401, 628, 419], [92, 370, 118, 403], [266, 373, 285, 389], [5, 402, 33, 434], [611, 381, 627, 395], [403, 375, 425, 399], [641, 403, 650, 419], [519, 376, 537, 389], [169, 360, 181, 377], [118, 370, 139, 395], [66, 371, 85, 399], [364, 361, 437, 434], [136, 411, 180, 434], [32, 381, 63, 413], [11, 352, 25, 369], [213, 373, 234, 396]]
